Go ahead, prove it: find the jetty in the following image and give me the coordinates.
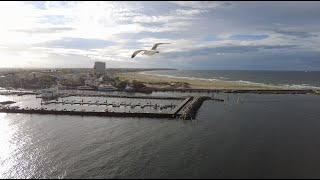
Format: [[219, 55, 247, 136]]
[[179, 96, 212, 120], [0, 91, 39, 96], [0, 101, 16, 105]]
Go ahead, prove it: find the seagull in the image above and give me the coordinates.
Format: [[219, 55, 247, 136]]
[[131, 43, 171, 58]]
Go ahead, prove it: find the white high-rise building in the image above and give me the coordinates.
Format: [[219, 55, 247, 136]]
[[93, 61, 106, 74]]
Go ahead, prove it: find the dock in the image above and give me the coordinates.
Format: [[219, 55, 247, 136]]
[[41, 100, 177, 109], [39, 93, 186, 100]]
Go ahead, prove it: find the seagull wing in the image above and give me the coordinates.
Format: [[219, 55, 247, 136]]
[[131, 50, 146, 58], [151, 43, 171, 50]]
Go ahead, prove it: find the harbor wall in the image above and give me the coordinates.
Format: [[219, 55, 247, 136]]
[[0, 109, 176, 119]]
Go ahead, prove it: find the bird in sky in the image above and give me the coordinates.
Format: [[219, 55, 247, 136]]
[[131, 43, 171, 58]]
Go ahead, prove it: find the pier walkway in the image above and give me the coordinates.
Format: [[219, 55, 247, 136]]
[[170, 97, 192, 116]]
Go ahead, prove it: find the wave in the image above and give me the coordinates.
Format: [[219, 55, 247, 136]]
[[138, 72, 320, 90], [219, 76, 229, 80], [233, 80, 267, 86], [233, 81, 320, 90], [278, 84, 320, 90]]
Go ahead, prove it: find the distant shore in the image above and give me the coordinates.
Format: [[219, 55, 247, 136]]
[[116, 72, 319, 92]]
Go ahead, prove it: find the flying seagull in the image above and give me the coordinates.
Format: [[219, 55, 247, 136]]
[[131, 43, 171, 58]]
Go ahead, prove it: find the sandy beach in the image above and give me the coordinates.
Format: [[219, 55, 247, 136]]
[[116, 72, 288, 90]]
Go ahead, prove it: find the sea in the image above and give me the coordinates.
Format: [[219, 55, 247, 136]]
[[1, 70, 320, 178]]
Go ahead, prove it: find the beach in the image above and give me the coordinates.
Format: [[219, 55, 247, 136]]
[[116, 72, 289, 90]]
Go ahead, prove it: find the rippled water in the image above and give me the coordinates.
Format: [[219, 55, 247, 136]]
[[1, 93, 320, 178]]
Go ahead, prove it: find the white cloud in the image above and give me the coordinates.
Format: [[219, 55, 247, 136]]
[[0, 1, 319, 69], [176, 9, 206, 16], [171, 1, 232, 9]]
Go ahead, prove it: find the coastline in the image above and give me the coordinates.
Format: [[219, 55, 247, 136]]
[[116, 72, 293, 90]]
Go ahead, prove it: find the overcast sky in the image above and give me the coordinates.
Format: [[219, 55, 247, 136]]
[[0, 1, 320, 70]]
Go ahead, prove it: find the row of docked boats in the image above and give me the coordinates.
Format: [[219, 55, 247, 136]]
[[42, 99, 176, 109]]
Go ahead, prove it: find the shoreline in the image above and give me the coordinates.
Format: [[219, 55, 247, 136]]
[[117, 72, 319, 92]]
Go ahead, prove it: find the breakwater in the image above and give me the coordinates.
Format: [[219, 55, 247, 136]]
[[179, 96, 212, 120], [0, 101, 16, 105], [170, 97, 192, 115], [0, 108, 176, 119], [0, 91, 39, 96]]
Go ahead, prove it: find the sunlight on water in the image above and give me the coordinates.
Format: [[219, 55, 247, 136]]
[[0, 113, 62, 179], [0, 113, 17, 178]]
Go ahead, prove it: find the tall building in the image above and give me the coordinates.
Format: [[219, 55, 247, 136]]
[[93, 61, 106, 74]]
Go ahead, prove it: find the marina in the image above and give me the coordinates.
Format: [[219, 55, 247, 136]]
[[0, 92, 224, 120], [0, 87, 314, 120], [0, 86, 316, 120], [40, 99, 177, 109]]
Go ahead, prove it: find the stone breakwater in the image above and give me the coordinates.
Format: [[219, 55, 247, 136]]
[[179, 97, 212, 120], [0, 108, 177, 119], [178, 97, 224, 120]]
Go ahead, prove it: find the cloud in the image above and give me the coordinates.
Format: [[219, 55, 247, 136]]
[[163, 45, 300, 58], [273, 29, 318, 38], [13, 27, 75, 34], [37, 38, 118, 49], [0, 1, 320, 70], [171, 1, 232, 9], [230, 34, 269, 41], [175, 9, 207, 16], [132, 15, 175, 23]]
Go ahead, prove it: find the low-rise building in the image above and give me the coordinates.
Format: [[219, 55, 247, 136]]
[[41, 86, 58, 98]]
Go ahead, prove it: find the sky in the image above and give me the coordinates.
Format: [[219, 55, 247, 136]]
[[0, 1, 320, 70]]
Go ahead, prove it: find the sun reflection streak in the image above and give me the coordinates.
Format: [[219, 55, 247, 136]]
[[0, 113, 18, 178]]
